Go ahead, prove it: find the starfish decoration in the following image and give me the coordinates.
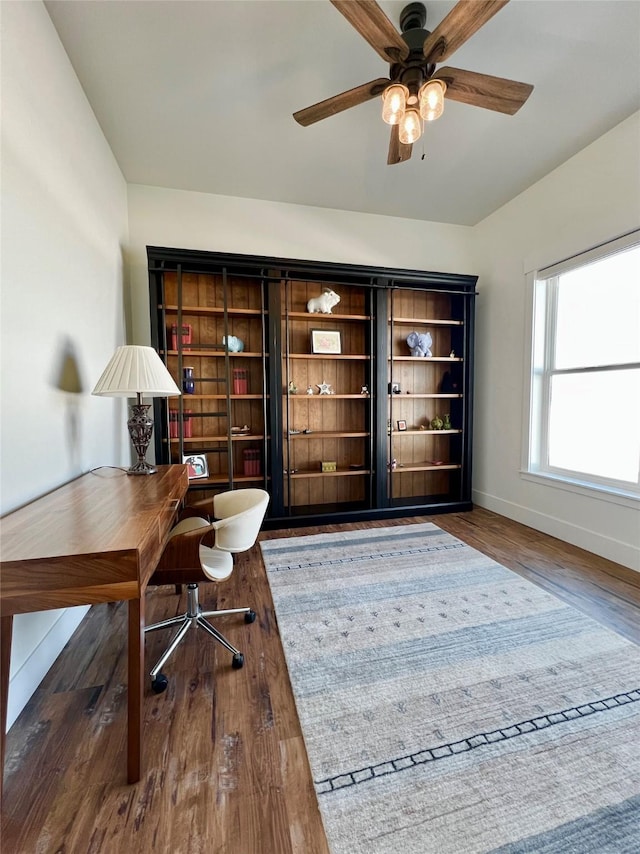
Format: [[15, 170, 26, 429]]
[[317, 381, 332, 395]]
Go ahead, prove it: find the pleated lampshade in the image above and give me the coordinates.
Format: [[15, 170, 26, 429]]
[[92, 345, 180, 398]]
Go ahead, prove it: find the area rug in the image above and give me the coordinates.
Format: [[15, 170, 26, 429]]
[[260, 523, 640, 854]]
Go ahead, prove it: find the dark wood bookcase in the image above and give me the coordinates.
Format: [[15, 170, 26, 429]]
[[148, 247, 476, 527]]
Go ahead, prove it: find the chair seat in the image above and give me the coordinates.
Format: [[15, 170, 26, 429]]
[[166, 516, 233, 581]]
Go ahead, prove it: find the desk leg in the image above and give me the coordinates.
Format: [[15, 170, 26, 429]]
[[127, 598, 144, 784], [1, 615, 13, 800]]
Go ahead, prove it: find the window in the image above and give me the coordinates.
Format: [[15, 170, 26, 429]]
[[526, 232, 640, 499]]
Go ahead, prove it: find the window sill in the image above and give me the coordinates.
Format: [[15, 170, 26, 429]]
[[520, 471, 640, 509]]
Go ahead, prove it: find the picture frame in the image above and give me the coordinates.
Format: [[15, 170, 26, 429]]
[[311, 329, 342, 355], [397, 419, 407, 431], [182, 453, 209, 479]]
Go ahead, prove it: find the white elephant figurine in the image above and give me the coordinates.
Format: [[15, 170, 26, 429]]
[[307, 288, 340, 314], [406, 331, 433, 357]]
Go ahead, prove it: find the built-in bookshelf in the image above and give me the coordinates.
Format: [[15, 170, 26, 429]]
[[148, 247, 476, 525]]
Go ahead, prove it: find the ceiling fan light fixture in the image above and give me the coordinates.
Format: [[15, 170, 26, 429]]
[[419, 78, 446, 121], [382, 83, 409, 125], [398, 107, 422, 144]]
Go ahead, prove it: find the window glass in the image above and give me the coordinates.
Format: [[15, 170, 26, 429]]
[[555, 245, 640, 370], [548, 370, 640, 482]]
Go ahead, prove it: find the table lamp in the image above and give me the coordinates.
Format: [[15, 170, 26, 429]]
[[92, 345, 181, 475]]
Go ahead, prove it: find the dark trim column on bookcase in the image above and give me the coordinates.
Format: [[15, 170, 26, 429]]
[[267, 273, 285, 518], [373, 285, 390, 511]]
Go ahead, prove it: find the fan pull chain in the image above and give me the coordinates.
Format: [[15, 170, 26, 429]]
[[421, 120, 426, 160]]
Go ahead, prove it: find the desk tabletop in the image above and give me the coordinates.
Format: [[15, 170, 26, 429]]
[[0, 465, 189, 615]]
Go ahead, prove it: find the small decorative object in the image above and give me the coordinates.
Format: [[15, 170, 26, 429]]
[[288, 379, 297, 394], [321, 461, 337, 472], [170, 324, 192, 350], [442, 414, 452, 430], [182, 409, 192, 438], [440, 371, 461, 394], [306, 385, 314, 394], [288, 428, 301, 435], [306, 288, 340, 314], [222, 334, 244, 352], [231, 425, 251, 435], [303, 428, 313, 434], [183, 453, 208, 480], [389, 382, 401, 394], [388, 458, 397, 471], [243, 448, 262, 477], [430, 414, 444, 430], [233, 368, 248, 394], [317, 381, 332, 395], [361, 385, 369, 395], [449, 350, 455, 358], [182, 366, 195, 394], [311, 329, 341, 354], [397, 419, 407, 431], [406, 331, 433, 357]]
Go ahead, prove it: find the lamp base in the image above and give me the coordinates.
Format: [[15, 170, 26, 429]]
[[127, 459, 158, 476], [127, 403, 156, 475]]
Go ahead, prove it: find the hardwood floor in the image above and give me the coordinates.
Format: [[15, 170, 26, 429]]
[[2, 508, 638, 853]]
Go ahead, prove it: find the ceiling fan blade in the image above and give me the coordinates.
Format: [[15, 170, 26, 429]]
[[331, 0, 409, 63], [422, 0, 510, 65], [294, 78, 389, 127], [434, 67, 533, 115], [387, 125, 413, 165]]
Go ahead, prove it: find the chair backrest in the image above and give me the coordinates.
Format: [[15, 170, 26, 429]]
[[213, 489, 269, 554]]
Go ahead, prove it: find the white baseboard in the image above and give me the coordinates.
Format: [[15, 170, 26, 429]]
[[6, 605, 90, 732], [472, 489, 640, 572]]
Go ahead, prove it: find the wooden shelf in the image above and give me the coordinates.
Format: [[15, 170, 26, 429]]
[[287, 394, 370, 400], [188, 474, 268, 486], [286, 431, 369, 439], [391, 317, 463, 326], [392, 429, 461, 436], [288, 353, 370, 360], [286, 311, 370, 322], [389, 393, 462, 399], [162, 304, 264, 317], [390, 356, 462, 362], [169, 434, 266, 443], [285, 468, 370, 479], [171, 394, 266, 401], [392, 463, 461, 472], [164, 349, 266, 358]]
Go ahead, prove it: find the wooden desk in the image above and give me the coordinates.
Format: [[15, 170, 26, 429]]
[[0, 464, 189, 791]]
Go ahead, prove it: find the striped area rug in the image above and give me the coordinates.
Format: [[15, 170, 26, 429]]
[[260, 523, 640, 853]]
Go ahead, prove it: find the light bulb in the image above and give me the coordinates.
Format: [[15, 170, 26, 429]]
[[419, 79, 446, 122], [382, 84, 409, 125], [398, 108, 422, 145]]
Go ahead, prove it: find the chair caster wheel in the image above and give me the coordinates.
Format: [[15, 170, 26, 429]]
[[151, 674, 168, 694], [245, 610, 256, 624], [232, 653, 244, 669]]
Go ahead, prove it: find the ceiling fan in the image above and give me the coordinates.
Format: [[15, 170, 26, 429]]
[[293, 0, 534, 165]]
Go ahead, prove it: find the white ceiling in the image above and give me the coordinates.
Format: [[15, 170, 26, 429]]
[[45, 0, 640, 226]]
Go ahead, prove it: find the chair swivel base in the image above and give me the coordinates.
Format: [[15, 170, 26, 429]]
[[145, 582, 256, 694]]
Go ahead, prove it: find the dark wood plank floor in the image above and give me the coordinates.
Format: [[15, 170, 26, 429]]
[[2, 508, 639, 853]]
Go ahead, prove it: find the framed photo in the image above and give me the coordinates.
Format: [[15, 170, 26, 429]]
[[311, 329, 342, 355], [397, 419, 407, 431], [183, 453, 209, 479]]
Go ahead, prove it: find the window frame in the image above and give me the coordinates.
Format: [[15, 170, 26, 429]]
[[522, 230, 640, 504]]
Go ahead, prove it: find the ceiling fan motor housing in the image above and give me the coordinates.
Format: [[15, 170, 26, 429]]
[[392, 2, 435, 97]]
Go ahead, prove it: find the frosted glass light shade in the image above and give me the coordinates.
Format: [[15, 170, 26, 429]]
[[398, 108, 422, 144], [382, 84, 409, 125], [92, 345, 181, 398], [419, 79, 446, 121]]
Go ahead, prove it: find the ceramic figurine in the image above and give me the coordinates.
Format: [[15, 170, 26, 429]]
[[306, 385, 314, 395], [430, 414, 444, 430], [306, 288, 341, 314], [288, 380, 297, 394], [222, 335, 244, 352], [442, 414, 452, 429]]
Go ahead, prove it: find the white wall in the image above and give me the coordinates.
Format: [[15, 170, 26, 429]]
[[472, 112, 640, 569], [126, 185, 476, 343], [1, 1, 129, 728]]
